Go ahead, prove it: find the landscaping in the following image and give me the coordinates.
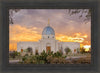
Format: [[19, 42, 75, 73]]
[[9, 50, 91, 64]]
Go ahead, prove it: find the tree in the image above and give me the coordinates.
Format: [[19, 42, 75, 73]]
[[9, 9, 20, 24], [67, 9, 91, 22], [9, 9, 91, 24], [77, 48, 80, 53], [27, 47, 33, 53], [80, 47, 86, 54], [59, 49, 63, 55], [9, 51, 18, 59], [64, 47, 71, 55], [35, 49, 39, 55]]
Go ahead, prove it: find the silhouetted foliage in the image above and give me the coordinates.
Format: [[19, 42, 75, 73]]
[[34, 49, 39, 55], [9, 9, 91, 24], [80, 47, 86, 54], [27, 47, 33, 53], [67, 9, 91, 22], [59, 49, 63, 55], [64, 47, 71, 55], [9, 9, 20, 24], [21, 50, 67, 64], [9, 51, 19, 58]]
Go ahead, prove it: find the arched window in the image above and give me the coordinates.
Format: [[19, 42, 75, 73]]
[[35, 49, 38, 55], [27, 47, 33, 53], [46, 43, 51, 53], [21, 49, 23, 52], [74, 49, 76, 53]]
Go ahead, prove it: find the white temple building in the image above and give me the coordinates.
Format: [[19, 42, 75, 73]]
[[17, 20, 80, 54]]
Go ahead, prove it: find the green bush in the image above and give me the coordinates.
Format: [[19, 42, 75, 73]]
[[21, 50, 67, 64], [22, 56, 27, 62], [25, 54, 29, 56], [46, 55, 53, 63], [20, 50, 68, 64], [9, 51, 19, 59], [64, 47, 71, 55], [52, 51, 62, 58]]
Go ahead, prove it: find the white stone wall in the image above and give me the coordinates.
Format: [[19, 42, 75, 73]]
[[61, 42, 80, 54], [42, 35, 55, 39], [17, 42, 39, 54], [17, 40, 80, 54], [39, 38, 58, 53]]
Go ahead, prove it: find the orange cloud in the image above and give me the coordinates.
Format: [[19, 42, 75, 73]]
[[55, 33, 91, 51], [9, 24, 41, 51], [56, 33, 89, 43], [9, 25, 91, 51]]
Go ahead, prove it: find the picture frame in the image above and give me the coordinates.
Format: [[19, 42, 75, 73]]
[[0, 0, 99, 73]]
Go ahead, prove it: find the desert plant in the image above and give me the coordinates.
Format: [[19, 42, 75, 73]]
[[52, 51, 62, 58], [27, 47, 33, 53], [22, 56, 27, 62], [25, 54, 29, 56], [64, 47, 71, 55], [48, 51, 53, 56], [80, 47, 86, 54], [50, 57, 59, 64], [77, 48, 80, 53], [20, 50, 70, 64], [9, 51, 19, 59], [59, 49, 63, 55], [46, 55, 53, 63], [35, 49, 39, 55]]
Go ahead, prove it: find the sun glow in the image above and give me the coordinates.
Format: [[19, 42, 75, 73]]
[[9, 25, 91, 51], [83, 45, 91, 51]]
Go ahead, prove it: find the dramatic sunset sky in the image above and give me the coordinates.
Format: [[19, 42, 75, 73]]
[[9, 9, 91, 51]]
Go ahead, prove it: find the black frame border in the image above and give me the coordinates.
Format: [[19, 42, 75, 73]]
[[0, 0, 99, 72]]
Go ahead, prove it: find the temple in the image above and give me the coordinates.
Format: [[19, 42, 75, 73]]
[[17, 20, 80, 54]]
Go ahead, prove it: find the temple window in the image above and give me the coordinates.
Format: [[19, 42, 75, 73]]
[[74, 49, 76, 53], [21, 49, 23, 52]]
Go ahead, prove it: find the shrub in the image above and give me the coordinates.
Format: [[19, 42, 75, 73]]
[[22, 56, 27, 62], [35, 49, 39, 55], [9, 51, 19, 59], [39, 60, 45, 64], [24, 58, 32, 64], [50, 57, 59, 64], [20, 50, 69, 64], [46, 55, 68, 64], [46, 55, 53, 63], [48, 51, 53, 56], [52, 51, 62, 58], [77, 48, 80, 53], [64, 47, 71, 55], [27, 47, 33, 53], [80, 47, 86, 54], [25, 54, 28, 56], [58, 57, 66, 64], [59, 49, 63, 55]]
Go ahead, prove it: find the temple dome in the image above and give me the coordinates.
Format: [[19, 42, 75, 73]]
[[42, 26, 55, 35]]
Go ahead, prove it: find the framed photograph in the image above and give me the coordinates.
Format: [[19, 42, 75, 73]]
[[0, 0, 99, 73]]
